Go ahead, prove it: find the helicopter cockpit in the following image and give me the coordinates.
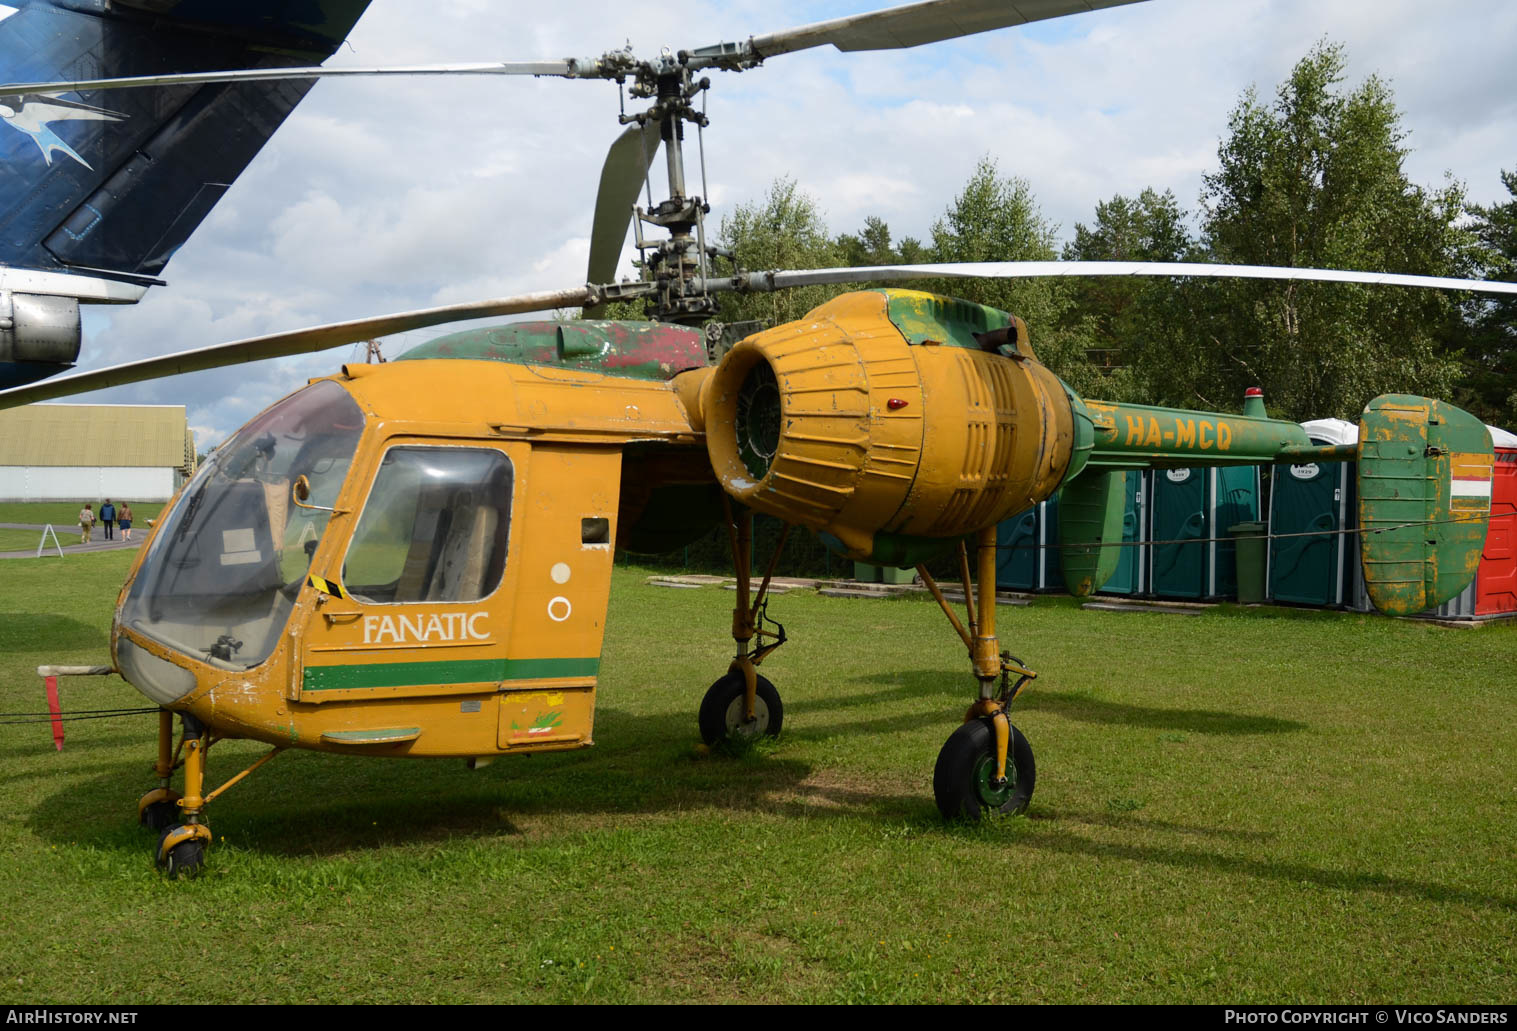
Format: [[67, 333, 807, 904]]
[[116, 381, 364, 696]]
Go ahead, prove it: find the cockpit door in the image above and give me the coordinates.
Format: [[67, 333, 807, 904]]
[[293, 440, 524, 703]]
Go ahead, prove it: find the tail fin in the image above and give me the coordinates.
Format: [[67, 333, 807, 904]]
[[1358, 396, 1493, 615], [0, 0, 371, 387]]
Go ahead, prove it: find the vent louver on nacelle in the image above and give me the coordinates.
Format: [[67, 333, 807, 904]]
[[703, 290, 1078, 563]]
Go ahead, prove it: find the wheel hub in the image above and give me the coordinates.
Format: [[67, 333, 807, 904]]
[[723, 695, 770, 739], [973, 751, 1015, 808]]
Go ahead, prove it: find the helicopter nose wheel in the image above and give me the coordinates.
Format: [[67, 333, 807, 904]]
[[698, 670, 783, 745], [156, 824, 211, 879], [933, 717, 1036, 820]]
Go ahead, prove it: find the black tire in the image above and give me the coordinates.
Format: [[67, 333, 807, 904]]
[[156, 826, 205, 880], [140, 800, 179, 832], [933, 718, 1035, 820], [698, 671, 783, 745]]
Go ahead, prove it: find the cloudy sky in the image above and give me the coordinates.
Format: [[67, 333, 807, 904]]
[[52, 0, 1517, 447]]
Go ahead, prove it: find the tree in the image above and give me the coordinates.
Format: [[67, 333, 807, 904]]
[[1068, 188, 1192, 265], [834, 215, 927, 268], [1061, 188, 1195, 402], [923, 157, 1114, 396], [1459, 170, 1517, 427], [836, 215, 899, 267], [1193, 41, 1471, 421], [713, 177, 844, 326]]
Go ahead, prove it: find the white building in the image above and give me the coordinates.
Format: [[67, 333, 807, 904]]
[[0, 404, 196, 502]]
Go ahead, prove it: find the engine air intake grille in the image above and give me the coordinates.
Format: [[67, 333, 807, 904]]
[[735, 360, 782, 479]]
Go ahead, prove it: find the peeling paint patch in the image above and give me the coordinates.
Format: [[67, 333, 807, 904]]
[[396, 320, 707, 381]]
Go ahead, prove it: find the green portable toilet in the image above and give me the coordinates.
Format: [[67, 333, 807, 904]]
[[1267, 418, 1358, 608], [1210, 466, 1260, 597], [1149, 467, 1207, 598], [1150, 465, 1260, 600], [995, 495, 1062, 591], [1097, 470, 1148, 596], [995, 507, 1039, 590]]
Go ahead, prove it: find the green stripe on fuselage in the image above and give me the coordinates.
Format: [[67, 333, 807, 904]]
[[302, 656, 600, 692]]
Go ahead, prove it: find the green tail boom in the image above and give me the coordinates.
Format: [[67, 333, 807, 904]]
[[1053, 393, 1493, 616]]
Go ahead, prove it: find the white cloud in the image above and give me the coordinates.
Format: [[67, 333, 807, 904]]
[[43, 0, 1517, 443]]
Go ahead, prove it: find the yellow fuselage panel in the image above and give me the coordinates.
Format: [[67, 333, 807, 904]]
[[337, 357, 701, 442], [112, 359, 698, 758]]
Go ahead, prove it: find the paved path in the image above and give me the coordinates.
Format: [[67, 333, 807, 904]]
[[0, 522, 143, 560]]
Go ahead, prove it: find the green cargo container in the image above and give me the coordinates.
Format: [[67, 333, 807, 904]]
[[853, 562, 916, 585]]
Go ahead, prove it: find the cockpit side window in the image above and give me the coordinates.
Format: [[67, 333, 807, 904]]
[[342, 446, 513, 604]]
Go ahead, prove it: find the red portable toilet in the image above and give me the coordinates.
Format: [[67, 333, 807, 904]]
[[1476, 425, 1517, 616]]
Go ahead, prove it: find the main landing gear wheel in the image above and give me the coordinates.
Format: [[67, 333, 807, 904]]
[[156, 826, 206, 880], [698, 670, 783, 745], [933, 718, 1036, 820]]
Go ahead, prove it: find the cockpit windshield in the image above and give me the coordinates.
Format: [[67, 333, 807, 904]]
[[119, 380, 365, 670]]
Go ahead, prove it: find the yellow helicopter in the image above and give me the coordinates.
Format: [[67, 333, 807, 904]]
[[2, 0, 1512, 878]]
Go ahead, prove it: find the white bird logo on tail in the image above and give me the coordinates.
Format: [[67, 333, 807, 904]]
[[0, 94, 126, 170]]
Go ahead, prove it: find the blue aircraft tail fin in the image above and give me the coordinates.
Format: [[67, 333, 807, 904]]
[[0, 0, 373, 387]]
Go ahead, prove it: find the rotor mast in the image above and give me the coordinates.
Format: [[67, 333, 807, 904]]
[[620, 51, 722, 323]]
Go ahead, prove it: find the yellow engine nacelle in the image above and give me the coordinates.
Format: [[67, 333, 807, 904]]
[[702, 290, 1080, 563]]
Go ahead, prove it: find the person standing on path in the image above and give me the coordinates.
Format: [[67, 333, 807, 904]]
[[78, 503, 94, 544], [100, 499, 116, 540], [119, 502, 133, 542]]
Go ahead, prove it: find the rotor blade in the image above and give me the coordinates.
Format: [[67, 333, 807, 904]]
[[0, 61, 594, 100], [691, 0, 1146, 64], [712, 261, 1517, 296], [586, 119, 663, 290], [0, 287, 593, 411]]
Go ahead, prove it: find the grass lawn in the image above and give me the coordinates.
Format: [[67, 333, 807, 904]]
[[0, 549, 1513, 1003], [0, 529, 63, 552], [0, 502, 164, 528]]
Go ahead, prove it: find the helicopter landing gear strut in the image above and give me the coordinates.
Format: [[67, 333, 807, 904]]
[[918, 527, 1038, 820], [137, 709, 182, 832], [140, 711, 284, 877], [699, 501, 788, 746]]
